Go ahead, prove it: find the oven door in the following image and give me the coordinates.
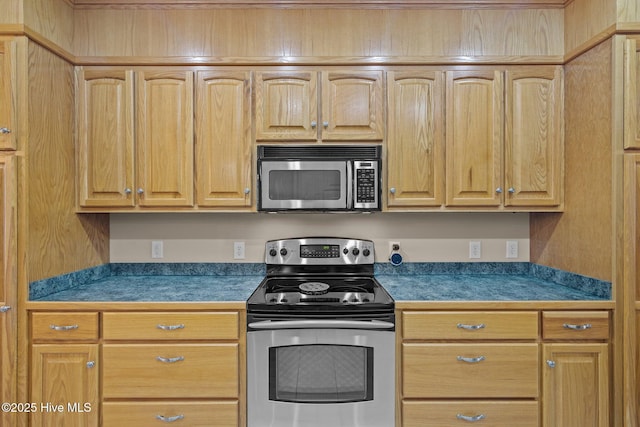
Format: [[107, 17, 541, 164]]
[[247, 322, 395, 427], [259, 160, 351, 211]]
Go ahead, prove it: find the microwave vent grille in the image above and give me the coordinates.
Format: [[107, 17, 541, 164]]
[[259, 145, 381, 160]]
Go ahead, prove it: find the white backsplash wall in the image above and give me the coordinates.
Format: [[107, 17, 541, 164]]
[[109, 212, 530, 263]]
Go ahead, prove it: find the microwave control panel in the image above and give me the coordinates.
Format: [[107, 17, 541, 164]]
[[354, 161, 379, 209]]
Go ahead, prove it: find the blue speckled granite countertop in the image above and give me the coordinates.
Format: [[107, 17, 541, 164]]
[[29, 262, 611, 303]]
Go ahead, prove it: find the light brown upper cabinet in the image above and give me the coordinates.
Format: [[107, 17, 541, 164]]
[[76, 69, 135, 208], [0, 38, 16, 151], [445, 67, 563, 209], [505, 66, 564, 207], [255, 70, 384, 142], [625, 37, 640, 149], [446, 70, 504, 207], [136, 70, 194, 207], [387, 70, 445, 208], [76, 68, 194, 210], [196, 70, 253, 208]]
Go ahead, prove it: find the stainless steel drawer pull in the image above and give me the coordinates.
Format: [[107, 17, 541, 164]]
[[457, 323, 486, 330], [86, 361, 95, 368], [546, 359, 556, 368], [50, 324, 79, 331], [457, 355, 486, 363], [563, 322, 592, 331], [456, 414, 486, 422], [157, 323, 185, 331], [0, 305, 10, 312], [0, 127, 11, 134], [156, 414, 185, 423], [156, 356, 185, 363]]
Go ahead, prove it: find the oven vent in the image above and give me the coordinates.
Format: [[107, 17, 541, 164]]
[[258, 145, 381, 160]]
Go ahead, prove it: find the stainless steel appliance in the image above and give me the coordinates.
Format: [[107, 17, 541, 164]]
[[257, 145, 381, 212], [247, 237, 395, 427]]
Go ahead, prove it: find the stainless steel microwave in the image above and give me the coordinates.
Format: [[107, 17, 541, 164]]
[[257, 145, 382, 212]]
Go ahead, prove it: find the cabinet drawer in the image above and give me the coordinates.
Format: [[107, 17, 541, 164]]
[[103, 311, 239, 340], [31, 312, 99, 341], [402, 401, 539, 427], [102, 401, 238, 427], [402, 311, 538, 340], [542, 311, 609, 340], [402, 343, 539, 398], [103, 344, 238, 398]]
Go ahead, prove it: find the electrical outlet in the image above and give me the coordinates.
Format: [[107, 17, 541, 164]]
[[469, 241, 481, 259], [151, 241, 164, 259], [506, 240, 519, 259], [234, 241, 245, 260]]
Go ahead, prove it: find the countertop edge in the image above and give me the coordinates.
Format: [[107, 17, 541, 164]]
[[25, 300, 615, 311]]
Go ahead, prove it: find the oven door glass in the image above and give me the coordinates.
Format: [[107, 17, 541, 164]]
[[260, 160, 348, 210], [269, 344, 373, 403]]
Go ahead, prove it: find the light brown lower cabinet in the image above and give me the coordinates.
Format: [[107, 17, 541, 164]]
[[30, 344, 99, 427], [399, 309, 611, 427], [402, 401, 539, 427], [29, 310, 244, 427], [102, 401, 238, 426]]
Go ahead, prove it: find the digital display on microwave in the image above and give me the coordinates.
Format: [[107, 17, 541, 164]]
[[269, 170, 341, 201]]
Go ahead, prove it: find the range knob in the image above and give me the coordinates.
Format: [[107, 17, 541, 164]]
[[280, 248, 288, 256], [352, 248, 360, 256], [269, 249, 277, 257], [343, 247, 349, 254], [362, 248, 371, 257]]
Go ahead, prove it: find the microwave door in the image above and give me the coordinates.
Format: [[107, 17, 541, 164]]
[[260, 161, 348, 210]]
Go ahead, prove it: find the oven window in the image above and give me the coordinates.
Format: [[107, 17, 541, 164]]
[[269, 344, 373, 403], [269, 170, 341, 200]]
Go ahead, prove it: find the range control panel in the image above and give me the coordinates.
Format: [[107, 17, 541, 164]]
[[265, 237, 374, 265]]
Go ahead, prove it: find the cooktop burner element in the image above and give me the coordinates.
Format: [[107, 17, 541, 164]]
[[247, 238, 394, 316], [299, 282, 330, 295]]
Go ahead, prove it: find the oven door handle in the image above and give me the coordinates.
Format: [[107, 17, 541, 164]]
[[248, 319, 395, 330]]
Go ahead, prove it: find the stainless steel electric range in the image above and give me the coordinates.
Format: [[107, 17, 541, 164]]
[[247, 237, 395, 427]]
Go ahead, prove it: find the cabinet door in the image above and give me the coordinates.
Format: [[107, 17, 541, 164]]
[[76, 68, 135, 208], [321, 70, 384, 140], [626, 37, 640, 149], [31, 344, 99, 427], [387, 71, 444, 207], [196, 71, 252, 208], [542, 343, 609, 427], [505, 66, 563, 207], [445, 70, 503, 206], [0, 155, 16, 427], [0, 38, 16, 150], [136, 70, 194, 207], [255, 71, 318, 141]]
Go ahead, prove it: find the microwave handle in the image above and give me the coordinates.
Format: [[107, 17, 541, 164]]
[[346, 161, 353, 209]]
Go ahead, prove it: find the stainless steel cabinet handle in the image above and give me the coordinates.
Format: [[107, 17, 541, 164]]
[[50, 324, 79, 331], [0, 127, 11, 134], [156, 414, 185, 423], [508, 187, 516, 194], [311, 121, 317, 128], [157, 323, 185, 331], [0, 305, 10, 312], [389, 187, 396, 194], [456, 414, 486, 422], [124, 188, 132, 195], [244, 187, 251, 195], [546, 359, 556, 368], [563, 323, 592, 331], [323, 121, 329, 128], [496, 187, 503, 194], [457, 355, 486, 363], [457, 323, 486, 330], [137, 188, 144, 195], [86, 361, 95, 368], [156, 356, 185, 363]]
